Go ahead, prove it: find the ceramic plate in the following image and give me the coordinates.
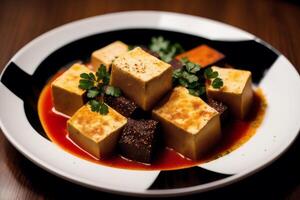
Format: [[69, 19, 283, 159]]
[[0, 11, 300, 197]]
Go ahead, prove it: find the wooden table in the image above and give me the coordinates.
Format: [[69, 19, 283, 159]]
[[1, 0, 299, 199]]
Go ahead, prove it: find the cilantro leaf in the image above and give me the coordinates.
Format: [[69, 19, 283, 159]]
[[172, 57, 224, 97], [102, 76, 110, 85], [80, 73, 90, 79], [185, 62, 200, 74], [99, 103, 109, 115], [204, 68, 218, 79], [78, 64, 122, 115], [182, 71, 198, 83], [188, 86, 206, 97], [149, 36, 184, 62], [105, 86, 121, 97], [178, 78, 189, 87], [172, 69, 182, 79], [79, 79, 94, 90], [89, 99, 100, 112], [80, 72, 96, 81], [96, 64, 108, 81], [96, 64, 110, 84], [188, 81, 200, 89], [212, 77, 224, 89], [87, 88, 99, 98], [180, 57, 189, 64], [89, 72, 96, 81], [188, 88, 200, 96], [180, 57, 201, 74], [150, 36, 169, 52], [88, 100, 109, 115]]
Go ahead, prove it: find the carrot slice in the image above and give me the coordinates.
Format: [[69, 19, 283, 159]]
[[176, 45, 224, 68]]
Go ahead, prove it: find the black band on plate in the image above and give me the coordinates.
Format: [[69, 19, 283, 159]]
[[149, 166, 232, 189], [1, 62, 48, 138], [1, 62, 33, 101]]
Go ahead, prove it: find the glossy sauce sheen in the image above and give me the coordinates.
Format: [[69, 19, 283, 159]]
[[38, 75, 267, 170]]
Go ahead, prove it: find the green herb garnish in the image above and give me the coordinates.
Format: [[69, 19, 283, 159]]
[[204, 68, 223, 89], [212, 77, 224, 89], [204, 67, 219, 79], [188, 87, 206, 97], [172, 58, 223, 97], [79, 64, 121, 115], [105, 85, 121, 97], [89, 99, 109, 115], [180, 57, 201, 74], [149, 36, 184, 62]]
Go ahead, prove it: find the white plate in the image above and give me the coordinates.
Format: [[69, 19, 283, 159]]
[[0, 11, 300, 197]]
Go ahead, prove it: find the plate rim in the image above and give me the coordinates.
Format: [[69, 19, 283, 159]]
[[0, 11, 300, 197]]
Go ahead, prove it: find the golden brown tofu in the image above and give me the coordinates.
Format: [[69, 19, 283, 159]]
[[67, 104, 127, 159], [110, 47, 172, 111], [206, 66, 253, 119], [176, 44, 224, 68], [51, 64, 93, 116], [91, 41, 128, 71], [152, 87, 221, 160]]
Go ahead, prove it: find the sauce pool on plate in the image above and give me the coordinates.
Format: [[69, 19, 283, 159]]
[[38, 73, 267, 170]]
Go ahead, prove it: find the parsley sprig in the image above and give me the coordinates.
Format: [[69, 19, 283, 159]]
[[79, 64, 121, 115], [204, 67, 224, 89], [172, 58, 223, 97], [149, 36, 184, 62]]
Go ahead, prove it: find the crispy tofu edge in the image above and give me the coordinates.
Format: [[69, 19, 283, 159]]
[[110, 63, 147, 110], [194, 114, 221, 159], [240, 76, 254, 119], [50, 64, 93, 116], [110, 49, 173, 111], [144, 66, 173, 110], [67, 106, 127, 159], [152, 111, 197, 159], [206, 69, 253, 119], [152, 88, 221, 160], [51, 83, 86, 117], [113, 47, 172, 82], [209, 66, 252, 95], [152, 109, 221, 160], [67, 120, 102, 158], [91, 41, 128, 71]]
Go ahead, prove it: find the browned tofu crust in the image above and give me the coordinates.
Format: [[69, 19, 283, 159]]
[[51, 64, 92, 116], [152, 87, 221, 160], [110, 47, 172, 111], [67, 104, 127, 159]]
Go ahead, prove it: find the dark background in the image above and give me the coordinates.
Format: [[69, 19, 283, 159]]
[[0, 0, 299, 199]]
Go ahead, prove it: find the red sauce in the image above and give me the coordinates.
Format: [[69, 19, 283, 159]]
[[38, 74, 267, 170]]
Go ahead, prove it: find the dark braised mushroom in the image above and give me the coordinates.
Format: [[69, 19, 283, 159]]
[[118, 118, 160, 164]]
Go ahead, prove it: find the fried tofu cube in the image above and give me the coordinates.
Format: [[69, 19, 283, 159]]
[[176, 44, 224, 68], [110, 47, 173, 111], [51, 64, 93, 116], [206, 66, 253, 119], [91, 41, 128, 71], [152, 87, 221, 160], [67, 104, 127, 159]]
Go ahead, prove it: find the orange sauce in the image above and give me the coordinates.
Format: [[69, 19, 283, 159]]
[[38, 73, 267, 170]]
